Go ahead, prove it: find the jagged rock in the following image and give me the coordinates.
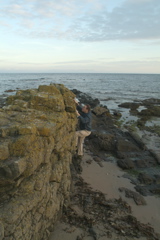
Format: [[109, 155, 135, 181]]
[[126, 131, 146, 150], [135, 185, 152, 196], [71, 89, 100, 108], [116, 138, 141, 152], [135, 156, 157, 168], [138, 173, 154, 185], [89, 132, 116, 152], [119, 187, 146, 205], [117, 158, 135, 169], [0, 84, 77, 240], [139, 106, 160, 117]]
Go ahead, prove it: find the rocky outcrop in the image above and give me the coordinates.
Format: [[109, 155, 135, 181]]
[[0, 84, 77, 240], [71, 89, 100, 108]]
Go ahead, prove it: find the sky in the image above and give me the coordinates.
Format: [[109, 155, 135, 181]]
[[0, 0, 160, 73]]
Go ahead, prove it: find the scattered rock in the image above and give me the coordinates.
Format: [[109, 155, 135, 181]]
[[4, 89, 16, 93], [135, 185, 152, 196], [118, 102, 140, 109], [119, 187, 146, 205], [138, 173, 155, 185], [116, 138, 141, 152], [112, 110, 122, 118], [86, 159, 92, 164], [117, 159, 135, 170]]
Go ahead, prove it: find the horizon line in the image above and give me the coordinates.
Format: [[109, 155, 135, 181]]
[[0, 72, 160, 75]]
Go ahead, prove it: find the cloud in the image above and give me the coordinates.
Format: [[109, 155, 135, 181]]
[[69, 0, 160, 41], [0, 0, 160, 42], [3, 3, 33, 18], [0, 20, 11, 28]]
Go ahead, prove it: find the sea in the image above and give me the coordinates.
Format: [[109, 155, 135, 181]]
[[0, 73, 160, 113]]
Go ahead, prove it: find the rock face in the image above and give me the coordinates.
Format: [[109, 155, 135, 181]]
[[0, 85, 77, 240], [71, 89, 100, 108]]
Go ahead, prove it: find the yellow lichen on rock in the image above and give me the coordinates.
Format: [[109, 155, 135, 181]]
[[0, 84, 77, 240]]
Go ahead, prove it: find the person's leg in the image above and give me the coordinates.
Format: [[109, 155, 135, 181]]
[[75, 130, 91, 156], [78, 135, 85, 156]]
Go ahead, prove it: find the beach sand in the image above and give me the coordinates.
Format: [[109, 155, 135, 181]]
[[82, 151, 160, 235], [49, 150, 160, 240]]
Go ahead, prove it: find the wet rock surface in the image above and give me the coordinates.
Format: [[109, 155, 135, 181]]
[[84, 96, 160, 198]]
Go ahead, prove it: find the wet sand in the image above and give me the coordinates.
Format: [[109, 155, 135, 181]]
[[82, 152, 160, 235], [49, 150, 160, 240]]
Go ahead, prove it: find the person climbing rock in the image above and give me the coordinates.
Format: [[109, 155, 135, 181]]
[[74, 98, 92, 157]]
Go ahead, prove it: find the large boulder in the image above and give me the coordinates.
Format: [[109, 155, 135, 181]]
[[0, 84, 77, 240]]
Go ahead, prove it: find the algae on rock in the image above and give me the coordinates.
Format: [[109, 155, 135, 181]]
[[0, 84, 77, 240]]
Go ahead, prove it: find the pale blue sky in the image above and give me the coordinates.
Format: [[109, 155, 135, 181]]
[[0, 0, 160, 73]]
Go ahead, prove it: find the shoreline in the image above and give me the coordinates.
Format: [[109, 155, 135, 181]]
[[82, 151, 160, 235], [49, 92, 160, 240], [0, 87, 160, 239], [49, 148, 160, 240]]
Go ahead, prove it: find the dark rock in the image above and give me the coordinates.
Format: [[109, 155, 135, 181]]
[[93, 156, 104, 167], [119, 187, 146, 205], [118, 102, 140, 110], [112, 111, 122, 118], [149, 184, 160, 195], [116, 138, 140, 152], [4, 89, 16, 93], [154, 175, 160, 184], [138, 173, 154, 185], [117, 159, 135, 169], [116, 151, 126, 159], [92, 106, 110, 116], [126, 131, 146, 150], [86, 159, 92, 164], [149, 150, 160, 164], [139, 106, 160, 117], [122, 174, 139, 185], [135, 185, 152, 196], [72, 155, 83, 174], [136, 184, 160, 196], [135, 156, 157, 168], [142, 98, 160, 106], [89, 132, 116, 153], [71, 89, 100, 108]]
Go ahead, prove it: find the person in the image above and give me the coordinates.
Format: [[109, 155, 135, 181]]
[[74, 99, 92, 157]]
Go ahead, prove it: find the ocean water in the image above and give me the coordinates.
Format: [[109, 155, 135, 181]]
[[0, 73, 160, 111]]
